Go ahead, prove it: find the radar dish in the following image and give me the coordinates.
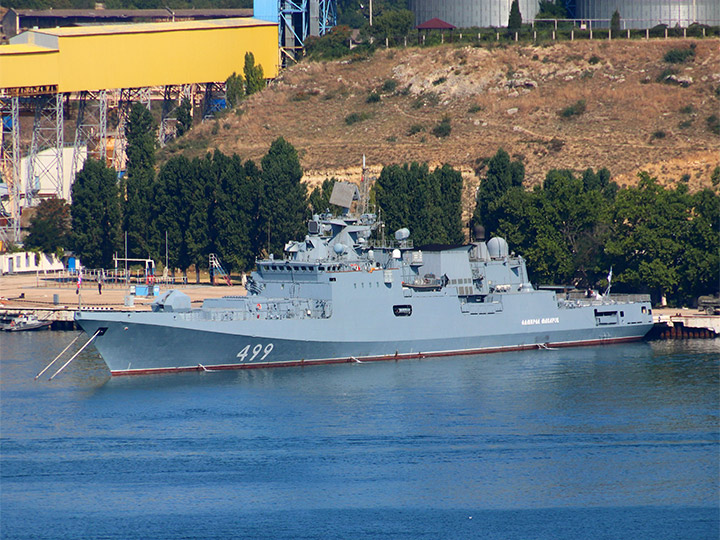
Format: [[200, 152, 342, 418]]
[[329, 182, 360, 209]]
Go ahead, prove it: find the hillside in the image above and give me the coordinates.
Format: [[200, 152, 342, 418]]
[[164, 38, 720, 213]]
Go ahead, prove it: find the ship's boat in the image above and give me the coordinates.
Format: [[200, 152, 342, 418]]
[[75, 208, 654, 376], [3, 314, 53, 332]]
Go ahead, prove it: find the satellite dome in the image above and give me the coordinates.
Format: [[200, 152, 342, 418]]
[[394, 228, 410, 241], [333, 243, 347, 255], [487, 237, 509, 258]]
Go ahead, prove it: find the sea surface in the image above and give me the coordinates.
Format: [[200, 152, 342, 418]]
[[1, 331, 718, 539]]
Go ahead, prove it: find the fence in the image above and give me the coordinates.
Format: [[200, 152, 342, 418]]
[[362, 21, 719, 51], [33, 268, 190, 289]]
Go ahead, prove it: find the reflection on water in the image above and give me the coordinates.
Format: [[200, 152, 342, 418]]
[[1, 331, 718, 539]]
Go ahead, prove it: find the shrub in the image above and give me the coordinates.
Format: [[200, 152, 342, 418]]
[[407, 124, 424, 135], [652, 130, 666, 139], [664, 47, 695, 64], [345, 112, 371, 125], [656, 67, 678, 83], [678, 119, 693, 129], [292, 91, 311, 102], [468, 104, 484, 113], [679, 105, 695, 114], [431, 116, 452, 138], [588, 54, 601, 64], [559, 99, 586, 118], [548, 138, 564, 152], [712, 166, 720, 186], [366, 92, 381, 103], [707, 114, 720, 135], [381, 79, 397, 93], [432, 76, 447, 86]]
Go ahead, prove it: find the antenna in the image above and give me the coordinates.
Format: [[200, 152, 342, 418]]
[[360, 154, 370, 215]]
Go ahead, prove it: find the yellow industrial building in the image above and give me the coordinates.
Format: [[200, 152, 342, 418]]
[[0, 17, 279, 94]]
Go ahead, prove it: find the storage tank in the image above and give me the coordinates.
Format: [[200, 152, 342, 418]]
[[409, 0, 539, 29], [575, 0, 720, 28]]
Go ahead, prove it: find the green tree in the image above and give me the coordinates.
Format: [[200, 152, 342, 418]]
[[432, 164, 464, 245], [152, 155, 192, 275], [305, 25, 353, 60], [508, 0, 522, 32], [225, 72, 244, 108], [611, 10, 621, 37], [187, 155, 213, 282], [211, 151, 261, 272], [375, 162, 464, 245], [369, 9, 414, 39], [473, 148, 524, 237], [70, 159, 121, 268], [123, 102, 156, 259], [175, 97, 192, 136], [605, 173, 690, 304], [307, 178, 342, 216], [536, 0, 568, 19], [243, 52, 265, 96], [258, 137, 307, 257], [24, 197, 71, 256], [375, 162, 421, 238]]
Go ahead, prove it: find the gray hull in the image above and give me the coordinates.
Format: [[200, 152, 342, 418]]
[[76, 293, 653, 376]]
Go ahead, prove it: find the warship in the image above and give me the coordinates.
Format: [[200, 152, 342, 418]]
[[75, 184, 654, 376]]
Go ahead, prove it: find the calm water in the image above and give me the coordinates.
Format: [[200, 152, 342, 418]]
[[1, 331, 718, 539]]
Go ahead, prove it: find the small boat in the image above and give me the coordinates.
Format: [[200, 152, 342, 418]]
[[3, 314, 53, 332]]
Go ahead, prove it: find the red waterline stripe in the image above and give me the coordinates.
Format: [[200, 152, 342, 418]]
[[109, 335, 645, 376]]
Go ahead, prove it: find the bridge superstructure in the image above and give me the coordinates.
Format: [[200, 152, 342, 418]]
[[0, 17, 279, 245]]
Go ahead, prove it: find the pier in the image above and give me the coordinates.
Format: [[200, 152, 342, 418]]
[[650, 310, 719, 340], [0, 272, 242, 330]]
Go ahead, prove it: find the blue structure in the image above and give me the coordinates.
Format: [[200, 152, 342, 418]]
[[254, 0, 337, 63]]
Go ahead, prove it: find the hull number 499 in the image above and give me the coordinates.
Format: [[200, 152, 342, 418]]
[[237, 343, 274, 362]]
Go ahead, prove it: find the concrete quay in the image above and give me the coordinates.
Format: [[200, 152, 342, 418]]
[[0, 272, 243, 329], [651, 310, 719, 339]]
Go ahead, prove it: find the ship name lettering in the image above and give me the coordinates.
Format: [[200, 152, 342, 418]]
[[521, 317, 560, 325]]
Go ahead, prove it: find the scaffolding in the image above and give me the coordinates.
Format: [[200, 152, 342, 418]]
[[279, 0, 336, 63], [71, 89, 107, 180], [0, 96, 21, 244], [27, 92, 64, 202]]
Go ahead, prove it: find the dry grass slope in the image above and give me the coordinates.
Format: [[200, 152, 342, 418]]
[[164, 39, 720, 199]]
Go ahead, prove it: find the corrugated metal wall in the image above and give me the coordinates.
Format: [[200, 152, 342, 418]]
[[410, 0, 719, 29], [409, 0, 539, 29], [575, 0, 720, 28]]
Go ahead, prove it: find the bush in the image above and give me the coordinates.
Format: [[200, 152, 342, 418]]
[[468, 104, 483, 113], [407, 124, 424, 135], [679, 105, 695, 114], [652, 130, 666, 139], [366, 92, 381, 103], [559, 99, 586, 118], [664, 47, 695, 64], [345, 112, 371, 125], [656, 67, 678, 83], [381, 79, 397, 93], [431, 116, 452, 138], [588, 55, 601, 65], [707, 115, 720, 135], [432, 76, 447, 86]]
